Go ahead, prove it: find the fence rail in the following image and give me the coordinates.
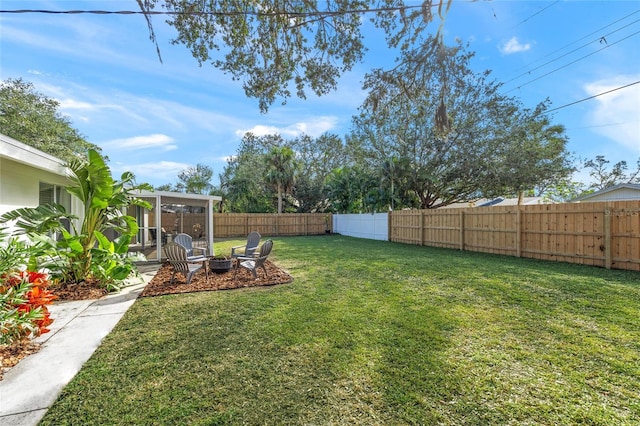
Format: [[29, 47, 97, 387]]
[[390, 201, 640, 271]]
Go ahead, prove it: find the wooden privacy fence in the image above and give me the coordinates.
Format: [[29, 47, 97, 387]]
[[213, 213, 331, 238], [390, 201, 640, 271]]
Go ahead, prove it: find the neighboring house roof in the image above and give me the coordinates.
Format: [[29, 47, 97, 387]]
[[0, 132, 68, 177], [571, 183, 640, 202], [441, 197, 548, 209]]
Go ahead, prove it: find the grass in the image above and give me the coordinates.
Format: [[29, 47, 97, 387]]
[[41, 235, 640, 425]]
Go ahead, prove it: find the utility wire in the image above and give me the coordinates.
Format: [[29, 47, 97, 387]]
[[504, 18, 640, 86], [512, 8, 640, 73], [506, 30, 640, 93], [540, 80, 640, 115], [0, 4, 438, 18], [514, 0, 559, 28]]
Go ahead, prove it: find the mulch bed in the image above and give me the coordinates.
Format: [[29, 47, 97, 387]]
[[139, 259, 293, 298]]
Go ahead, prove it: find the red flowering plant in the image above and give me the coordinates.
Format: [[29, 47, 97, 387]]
[[1, 269, 57, 345], [0, 233, 58, 346]]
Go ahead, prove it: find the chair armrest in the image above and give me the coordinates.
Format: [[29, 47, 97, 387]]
[[231, 245, 246, 255], [186, 255, 207, 263], [192, 247, 207, 256]]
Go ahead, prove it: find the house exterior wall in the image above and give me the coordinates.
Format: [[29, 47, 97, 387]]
[[0, 134, 84, 232], [0, 156, 71, 216]]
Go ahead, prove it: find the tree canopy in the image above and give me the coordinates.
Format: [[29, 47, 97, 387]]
[[349, 37, 572, 208], [584, 155, 640, 191], [0, 78, 100, 159], [136, 0, 449, 112]]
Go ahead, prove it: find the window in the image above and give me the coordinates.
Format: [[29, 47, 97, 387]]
[[39, 182, 72, 232]]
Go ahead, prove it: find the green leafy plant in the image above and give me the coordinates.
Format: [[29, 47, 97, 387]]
[[0, 238, 57, 346], [0, 149, 152, 290]]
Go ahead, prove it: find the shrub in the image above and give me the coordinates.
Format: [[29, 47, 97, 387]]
[[1, 270, 57, 345]]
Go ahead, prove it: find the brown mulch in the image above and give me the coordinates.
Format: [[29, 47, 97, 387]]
[[0, 260, 291, 380], [0, 339, 41, 381], [52, 281, 109, 301], [140, 259, 293, 297]]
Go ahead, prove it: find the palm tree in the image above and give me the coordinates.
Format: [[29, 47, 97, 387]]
[[264, 146, 299, 214]]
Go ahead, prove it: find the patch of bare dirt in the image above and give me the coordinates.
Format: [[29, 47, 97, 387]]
[[140, 259, 293, 297]]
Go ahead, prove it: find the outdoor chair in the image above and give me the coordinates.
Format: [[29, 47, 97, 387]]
[[149, 227, 168, 245], [231, 231, 261, 260], [233, 239, 273, 280], [164, 242, 208, 284], [174, 232, 207, 259]]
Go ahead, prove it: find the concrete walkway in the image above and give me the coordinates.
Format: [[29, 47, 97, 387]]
[[0, 264, 160, 426]]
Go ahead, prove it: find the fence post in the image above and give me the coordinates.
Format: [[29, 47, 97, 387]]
[[459, 210, 465, 251], [420, 210, 425, 245], [604, 207, 612, 269], [516, 208, 522, 258]]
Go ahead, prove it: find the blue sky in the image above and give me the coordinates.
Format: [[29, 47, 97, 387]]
[[1, 0, 639, 188]]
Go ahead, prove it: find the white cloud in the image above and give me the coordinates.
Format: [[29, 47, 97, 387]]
[[584, 75, 640, 153], [58, 98, 96, 110], [235, 116, 338, 139], [111, 161, 190, 182], [105, 134, 178, 151], [499, 37, 531, 54]]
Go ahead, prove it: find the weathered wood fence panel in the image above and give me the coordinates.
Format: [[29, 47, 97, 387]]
[[213, 213, 330, 238], [390, 201, 640, 271]]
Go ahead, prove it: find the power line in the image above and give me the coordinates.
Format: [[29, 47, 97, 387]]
[[505, 30, 640, 93], [503, 18, 640, 86], [541, 80, 640, 115], [514, 0, 559, 28], [0, 4, 438, 18], [512, 9, 640, 73]]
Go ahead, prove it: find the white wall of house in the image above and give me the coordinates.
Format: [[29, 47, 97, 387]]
[[333, 213, 389, 241], [0, 134, 83, 231], [0, 156, 71, 215]]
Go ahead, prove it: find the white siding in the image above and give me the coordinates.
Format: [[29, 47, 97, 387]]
[[0, 157, 70, 216], [580, 188, 640, 202]]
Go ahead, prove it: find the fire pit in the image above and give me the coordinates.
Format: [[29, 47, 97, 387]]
[[209, 256, 233, 273]]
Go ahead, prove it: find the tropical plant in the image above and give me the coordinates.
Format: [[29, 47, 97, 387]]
[[0, 150, 152, 290], [0, 238, 57, 346], [264, 146, 299, 214]]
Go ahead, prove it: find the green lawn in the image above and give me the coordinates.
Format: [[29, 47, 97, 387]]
[[41, 235, 640, 425]]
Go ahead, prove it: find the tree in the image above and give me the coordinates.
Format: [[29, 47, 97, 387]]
[[176, 163, 215, 194], [485, 101, 574, 204], [219, 133, 279, 212], [584, 155, 640, 190], [351, 37, 571, 208], [0, 78, 100, 158], [289, 133, 348, 212], [264, 146, 299, 214], [136, 0, 449, 112], [154, 183, 175, 192], [325, 166, 378, 213]]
